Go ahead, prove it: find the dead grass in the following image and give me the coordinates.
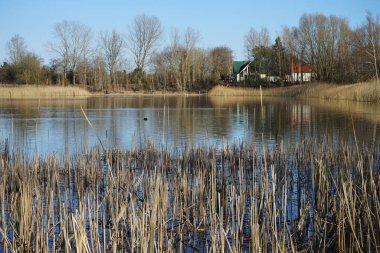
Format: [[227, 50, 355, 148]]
[[0, 85, 91, 99], [0, 139, 380, 252], [209, 81, 380, 102]]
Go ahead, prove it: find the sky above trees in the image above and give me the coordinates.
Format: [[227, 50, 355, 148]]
[[0, 0, 379, 64]]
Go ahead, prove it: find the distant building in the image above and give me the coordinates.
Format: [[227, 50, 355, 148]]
[[232, 61, 251, 82], [266, 75, 281, 83], [291, 63, 314, 82]]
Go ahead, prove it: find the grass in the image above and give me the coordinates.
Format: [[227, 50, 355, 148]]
[[0, 139, 379, 252], [0, 84, 203, 99], [209, 81, 380, 102], [3, 81, 380, 102], [0, 85, 91, 99]]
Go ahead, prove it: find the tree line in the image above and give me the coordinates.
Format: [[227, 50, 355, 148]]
[[246, 12, 379, 84], [0, 12, 379, 91]]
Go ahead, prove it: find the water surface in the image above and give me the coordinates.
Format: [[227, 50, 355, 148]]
[[0, 95, 379, 154]]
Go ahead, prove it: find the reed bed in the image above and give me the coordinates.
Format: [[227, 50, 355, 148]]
[[0, 139, 380, 252], [308, 81, 380, 102], [0, 85, 91, 99], [209, 81, 380, 102]]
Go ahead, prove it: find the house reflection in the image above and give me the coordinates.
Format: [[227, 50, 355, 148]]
[[291, 104, 311, 128]]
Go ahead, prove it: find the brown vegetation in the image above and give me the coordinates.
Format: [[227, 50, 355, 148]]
[[209, 81, 380, 102], [0, 139, 379, 252], [0, 85, 91, 99]]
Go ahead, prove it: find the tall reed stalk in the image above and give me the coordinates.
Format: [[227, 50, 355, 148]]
[[0, 139, 379, 252]]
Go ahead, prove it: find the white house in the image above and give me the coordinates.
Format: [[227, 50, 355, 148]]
[[232, 61, 251, 82], [291, 63, 314, 82]]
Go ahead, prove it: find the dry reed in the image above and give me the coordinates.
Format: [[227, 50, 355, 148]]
[[0, 85, 91, 99], [209, 81, 380, 102], [0, 139, 379, 252]]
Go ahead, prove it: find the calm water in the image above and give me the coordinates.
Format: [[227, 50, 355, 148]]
[[0, 95, 380, 155]]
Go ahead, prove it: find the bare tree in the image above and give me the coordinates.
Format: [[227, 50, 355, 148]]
[[159, 27, 200, 91], [48, 21, 91, 86], [18, 52, 43, 84], [47, 22, 69, 86], [69, 22, 91, 86], [128, 14, 163, 86], [99, 30, 124, 88], [209, 46, 233, 81], [245, 27, 271, 79], [297, 14, 351, 82], [152, 26, 216, 91], [181, 27, 200, 89], [357, 11, 380, 84], [168, 29, 183, 89], [245, 27, 270, 60], [7, 34, 27, 65]]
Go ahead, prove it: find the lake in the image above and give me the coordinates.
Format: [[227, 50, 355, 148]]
[[0, 95, 380, 155], [1, 95, 380, 252]]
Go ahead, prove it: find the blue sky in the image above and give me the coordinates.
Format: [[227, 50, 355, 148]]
[[1, 0, 379, 66]]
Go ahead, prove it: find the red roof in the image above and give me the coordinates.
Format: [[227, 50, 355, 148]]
[[291, 63, 313, 73]]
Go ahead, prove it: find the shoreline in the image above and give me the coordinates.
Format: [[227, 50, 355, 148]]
[[1, 82, 380, 102], [0, 85, 91, 99], [208, 81, 380, 102], [0, 85, 204, 99], [92, 89, 204, 97]]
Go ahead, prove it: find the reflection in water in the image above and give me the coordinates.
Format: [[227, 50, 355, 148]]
[[291, 104, 311, 128], [0, 96, 379, 155]]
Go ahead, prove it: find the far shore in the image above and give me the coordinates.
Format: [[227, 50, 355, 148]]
[[209, 81, 380, 103], [0, 85, 204, 99], [1, 81, 379, 102], [0, 85, 91, 99]]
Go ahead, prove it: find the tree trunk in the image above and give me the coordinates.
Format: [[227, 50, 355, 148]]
[[84, 63, 87, 87], [63, 70, 66, 86], [374, 47, 379, 84]]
